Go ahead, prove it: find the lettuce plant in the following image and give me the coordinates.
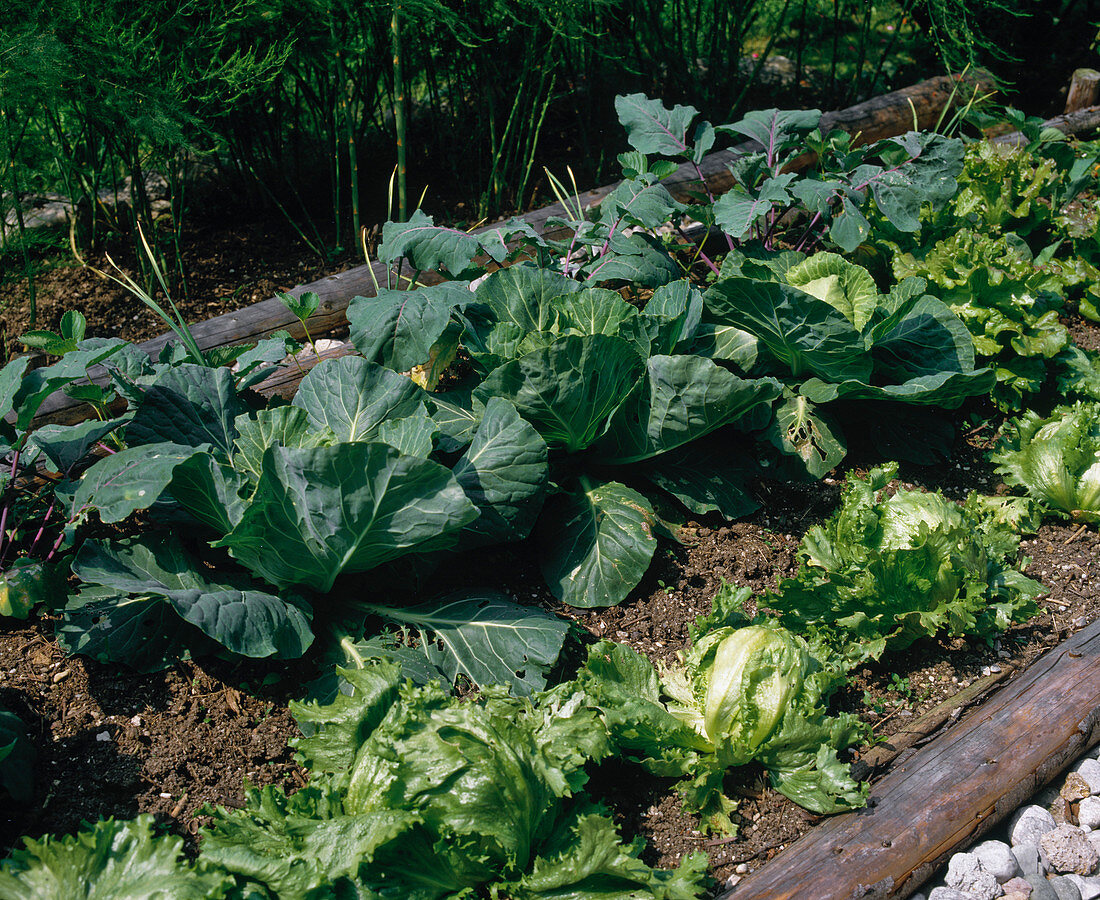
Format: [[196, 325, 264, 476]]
[[766, 463, 1043, 667], [0, 816, 232, 899], [567, 591, 866, 835], [991, 401, 1100, 524], [200, 661, 708, 899], [892, 229, 1072, 410]]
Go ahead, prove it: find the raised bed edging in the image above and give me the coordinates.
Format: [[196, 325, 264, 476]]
[[720, 619, 1100, 900]]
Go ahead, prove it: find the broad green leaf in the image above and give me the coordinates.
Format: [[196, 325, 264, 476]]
[[870, 296, 975, 380], [366, 591, 569, 695], [377, 408, 438, 458], [713, 174, 795, 240], [599, 179, 684, 229], [641, 280, 704, 354], [598, 356, 780, 464], [615, 93, 698, 157], [72, 442, 202, 523], [28, 416, 128, 476], [0, 559, 63, 620], [292, 355, 424, 443], [539, 479, 657, 608], [426, 389, 483, 453], [583, 232, 678, 287], [72, 536, 314, 659], [233, 406, 331, 480], [0, 816, 231, 899], [716, 108, 822, 163], [58, 586, 207, 672], [555, 288, 644, 340], [0, 356, 30, 417], [12, 343, 126, 430], [217, 443, 479, 592], [125, 364, 246, 459], [784, 253, 879, 331], [691, 324, 760, 371], [475, 334, 645, 452], [768, 395, 846, 478], [704, 278, 871, 383], [168, 452, 252, 533], [862, 133, 965, 231], [474, 264, 585, 334], [828, 196, 871, 252], [452, 397, 548, 545], [379, 209, 482, 274], [641, 440, 761, 520], [347, 282, 471, 373]]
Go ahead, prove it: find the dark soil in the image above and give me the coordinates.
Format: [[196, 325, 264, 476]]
[[2, 219, 1099, 896]]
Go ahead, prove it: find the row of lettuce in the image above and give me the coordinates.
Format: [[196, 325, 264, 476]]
[[1, 96, 1099, 894]]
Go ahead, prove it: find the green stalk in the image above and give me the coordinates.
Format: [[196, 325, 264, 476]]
[[1, 107, 35, 325], [392, 1, 407, 222]]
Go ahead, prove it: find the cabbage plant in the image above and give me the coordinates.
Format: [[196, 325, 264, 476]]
[[699, 252, 993, 473], [991, 400, 1100, 523]]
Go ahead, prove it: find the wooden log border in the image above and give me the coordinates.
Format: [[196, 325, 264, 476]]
[[32, 72, 992, 425], [720, 619, 1100, 900]]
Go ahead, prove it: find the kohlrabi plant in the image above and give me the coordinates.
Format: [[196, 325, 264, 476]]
[[764, 463, 1043, 667], [990, 400, 1100, 524]]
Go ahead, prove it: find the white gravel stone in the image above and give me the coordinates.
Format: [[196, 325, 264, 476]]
[[1066, 874, 1100, 900], [1016, 842, 1048, 876], [929, 888, 981, 900], [975, 839, 1023, 882], [1014, 808, 1060, 848], [1041, 825, 1099, 876], [1080, 798, 1100, 831], [945, 851, 1002, 899], [1076, 760, 1100, 796]]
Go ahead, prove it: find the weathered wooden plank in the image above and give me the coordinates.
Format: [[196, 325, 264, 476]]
[[719, 620, 1100, 900], [993, 104, 1100, 146], [30, 73, 984, 427]]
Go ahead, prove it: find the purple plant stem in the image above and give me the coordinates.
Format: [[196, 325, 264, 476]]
[[95, 441, 118, 455], [27, 499, 56, 557], [677, 227, 720, 275], [45, 524, 69, 563], [794, 211, 825, 253], [691, 161, 737, 255], [0, 449, 21, 567]]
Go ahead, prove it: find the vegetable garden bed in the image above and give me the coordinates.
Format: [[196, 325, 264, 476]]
[[3, 74, 1100, 899]]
